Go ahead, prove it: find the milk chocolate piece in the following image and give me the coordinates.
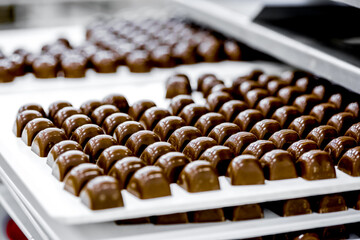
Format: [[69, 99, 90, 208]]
[[155, 152, 190, 183], [91, 104, 120, 126], [102, 94, 129, 113], [288, 115, 319, 138], [201, 77, 224, 98], [80, 176, 124, 210], [125, 130, 159, 156], [197, 37, 221, 62], [13, 110, 43, 137], [64, 163, 103, 196], [271, 198, 312, 217], [151, 46, 175, 68], [327, 112, 355, 136], [309, 103, 337, 124], [151, 213, 189, 225], [62, 114, 92, 138], [84, 135, 117, 162], [168, 126, 202, 151], [195, 113, 226, 137], [0, 59, 15, 83], [225, 204, 263, 221], [250, 119, 281, 140], [257, 74, 279, 87], [115, 217, 150, 225], [97, 145, 132, 174], [338, 146, 360, 176], [306, 125, 338, 149], [256, 97, 284, 118], [239, 80, 262, 96], [127, 166, 171, 199], [277, 86, 304, 105], [47, 140, 82, 167], [245, 88, 269, 108], [260, 150, 297, 180], [139, 107, 170, 130], [188, 209, 225, 223], [80, 100, 103, 116], [53, 106, 81, 127], [48, 101, 72, 121], [313, 194, 347, 213], [226, 155, 264, 185], [113, 121, 144, 145], [267, 79, 288, 96], [224, 132, 257, 156], [17, 103, 46, 117], [128, 100, 156, 121], [210, 84, 232, 95], [102, 113, 133, 135], [140, 142, 175, 165], [169, 95, 194, 115], [108, 157, 145, 189], [32, 55, 58, 78], [219, 100, 248, 122], [165, 74, 192, 98], [125, 50, 151, 73], [21, 118, 54, 146], [281, 71, 310, 84], [345, 122, 360, 144], [271, 106, 300, 129], [206, 92, 232, 112], [345, 102, 359, 118], [61, 53, 87, 78], [293, 94, 321, 114], [287, 140, 318, 160], [91, 50, 117, 73], [324, 136, 356, 164], [197, 73, 217, 92], [183, 137, 217, 160], [71, 124, 104, 147], [153, 116, 186, 141], [208, 123, 240, 144], [233, 109, 264, 131], [297, 150, 336, 180], [269, 129, 300, 149], [172, 42, 196, 64], [52, 150, 90, 181], [179, 103, 209, 126], [243, 140, 276, 159], [322, 225, 349, 240], [223, 40, 241, 60], [178, 160, 219, 192], [31, 128, 67, 157]]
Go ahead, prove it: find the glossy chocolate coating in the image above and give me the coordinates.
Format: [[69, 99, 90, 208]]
[[13, 110, 44, 137], [224, 132, 257, 156], [102, 113, 133, 135], [233, 109, 264, 131], [338, 146, 360, 176], [260, 150, 297, 180], [165, 74, 192, 98], [128, 100, 156, 121], [17, 103, 46, 117], [102, 94, 129, 113], [225, 204, 263, 221], [313, 194, 347, 213], [206, 92, 232, 112], [250, 119, 281, 140], [197, 73, 217, 92], [201, 77, 224, 98], [0, 59, 15, 83], [269, 129, 300, 149], [197, 37, 221, 62], [210, 84, 232, 95], [243, 140, 276, 159], [328, 93, 342, 110], [271, 106, 300, 129], [52, 150, 90, 181], [322, 225, 349, 240], [224, 40, 241, 60], [32, 55, 58, 78], [345, 102, 359, 118], [113, 121, 144, 145], [139, 107, 170, 130], [345, 122, 360, 144], [218, 100, 248, 122], [84, 135, 117, 162], [324, 136, 357, 164], [47, 140, 82, 167], [151, 46, 175, 68], [168, 126, 202, 151], [297, 150, 336, 180], [48, 101, 72, 121], [125, 50, 151, 73], [172, 42, 196, 64], [267, 79, 288, 96], [21, 118, 54, 146], [80, 176, 124, 210], [306, 125, 338, 149], [80, 100, 103, 116], [61, 53, 87, 78], [125, 130, 159, 156], [194, 113, 225, 136], [70, 124, 104, 147], [169, 95, 194, 116], [327, 112, 355, 136], [188, 209, 225, 223], [239, 80, 262, 96], [287, 140, 318, 160], [293, 94, 321, 114], [198, 145, 233, 175], [108, 157, 145, 189], [288, 115, 319, 139], [245, 88, 269, 108], [31, 128, 67, 157], [97, 145, 132, 174], [270, 198, 312, 217], [64, 163, 103, 196], [178, 160, 219, 192], [127, 166, 171, 199], [179, 103, 209, 126], [258, 74, 279, 86], [226, 155, 264, 185], [183, 137, 217, 160], [309, 103, 337, 125], [53, 106, 81, 127], [153, 116, 186, 141], [91, 50, 117, 73], [256, 97, 283, 118], [151, 213, 188, 225], [62, 114, 92, 137], [277, 86, 304, 105], [91, 104, 120, 126], [140, 142, 175, 165], [208, 123, 240, 144], [155, 152, 190, 183]]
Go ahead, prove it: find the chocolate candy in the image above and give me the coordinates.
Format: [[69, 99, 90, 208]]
[[168, 126, 202, 151], [256, 97, 283, 118], [188, 209, 225, 223], [288, 115, 319, 139], [151, 213, 188, 225], [61, 53, 87, 78], [322, 225, 349, 239], [80, 176, 124, 210], [269, 129, 300, 149], [345, 122, 360, 144], [233, 109, 264, 131], [139, 107, 170, 130], [226, 155, 264, 185], [17, 103, 46, 117], [208, 123, 240, 144], [97, 145, 132, 174], [183, 137, 217, 160], [151, 46, 175, 68], [0, 59, 15, 83], [31, 128, 67, 157], [197, 73, 217, 92], [13, 110, 43, 137], [172, 42, 196, 64], [271, 106, 300, 129], [48, 101, 72, 121], [345, 102, 359, 118], [169, 95, 194, 115], [206, 92, 232, 112], [62, 114, 92, 137], [108, 157, 145, 189], [239, 80, 262, 96], [277, 86, 304, 105], [324, 136, 357, 164], [80, 100, 102, 116], [53, 106, 81, 127], [306, 125, 338, 149], [224, 132, 257, 156], [218, 100, 248, 122], [91, 50, 117, 73], [102, 94, 129, 113], [47, 140, 82, 167], [179, 103, 209, 125], [113, 121, 144, 145], [125, 130, 159, 156], [84, 135, 117, 162], [125, 50, 151, 73], [194, 112, 225, 136], [21, 118, 54, 146], [293, 94, 321, 114], [287, 140, 318, 160], [297, 150, 336, 180], [153, 116, 186, 141], [32, 55, 58, 78], [223, 40, 241, 60], [128, 100, 156, 121], [91, 105, 120, 126], [267, 79, 288, 95], [165, 74, 192, 98], [270, 198, 312, 217], [140, 142, 175, 165], [243, 140, 276, 159], [64, 163, 103, 196], [327, 112, 355, 136], [250, 119, 281, 140], [102, 113, 133, 135], [225, 204, 263, 221], [328, 93, 342, 110], [71, 124, 104, 147], [154, 152, 190, 183], [309, 103, 337, 125], [260, 150, 297, 180], [245, 88, 269, 108], [52, 150, 90, 181], [178, 160, 219, 192], [127, 166, 171, 199], [197, 37, 221, 62], [338, 146, 360, 176], [199, 145, 234, 175], [313, 194, 347, 213]]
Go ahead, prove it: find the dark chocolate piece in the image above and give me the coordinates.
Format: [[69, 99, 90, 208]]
[[206, 92, 232, 112], [183, 137, 217, 160], [108, 157, 145, 189], [287, 140, 318, 160], [91, 104, 120, 126], [306, 125, 338, 149], [31, 128, 67, 157], [194, 112, 225, 136], [113, 121, 144, 145], [313, 194, 347, 213], [243, 140, 276, 159], [324, 136, 357, 164], [97, 145, 132, 174], [70, 124, 104, 147], [322, 225, 349, 240], [218, 100, 248, 122], [233, 109, 264, 131], [47, 140, 82, 167], [153, 116, 186, 141], [168, 126, 202, 151], [21, 118, 54, 146], [128, 100, 156, 121], [154, 152, 190, 183], [17, 103, 46, 117], [269, 129, 300, 149], [169, 95, 194, 115], [293, 94, 321, 114], [256, 97, 283, 118], [288, 115, 319, 139], [345, 102, 359, 118], [62, 114, 92, 137], [84, 135, 117, 162], [271, 106, 300, 129], [250, 119, 281, 140], [226, 155, 264, 185], [179, 103, 209, 126], [140, 142, 175, 165], [297, 150, 336, 180], [102, 94, 129, 113], [327, 112, 355, 136], [345, 122, 360, 144], [102, 113, 133, 135], [52, 150, 90, 181], [338, 146, 360, 176], [53, 106, 81, 128], [260, 150, 297, 180], [309, 103, 337, 125], [225, 204, 263, 221], [48, 101, 72, 121], [125, 130, 159, 156], [80, 100, 103, 117], [224, 132, 257, 156], [139, 107, 170, 130], [208, 123, 240, 144]]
